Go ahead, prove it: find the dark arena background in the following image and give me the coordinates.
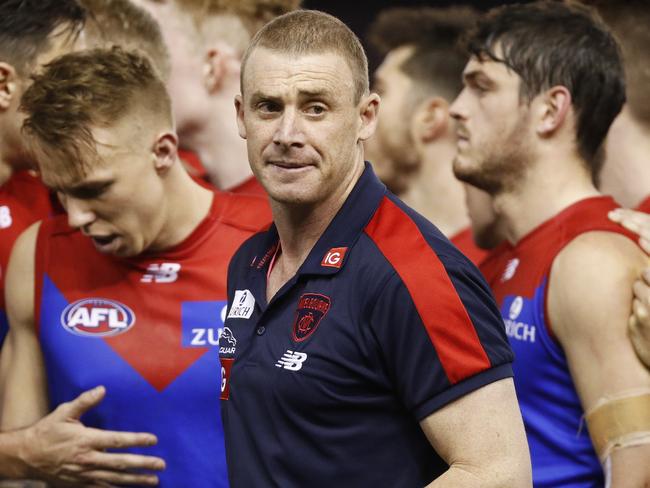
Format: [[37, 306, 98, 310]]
[[304, 0, 533, 71]]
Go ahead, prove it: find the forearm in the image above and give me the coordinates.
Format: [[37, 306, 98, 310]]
[[427, 462, 530, 488], [0, 428, 31, 479], [607, 444, 650, 487]]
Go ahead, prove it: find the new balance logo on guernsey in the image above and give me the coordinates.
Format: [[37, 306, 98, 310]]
[[501, 258, 520, 282], [275, 350, 308, 371], [227, 290, 255, 319], [0, 206, 12, 229], [141, 263, 181, 283]]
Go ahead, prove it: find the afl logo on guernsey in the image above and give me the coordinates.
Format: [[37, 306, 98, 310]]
[[60, 298, 136, 337]]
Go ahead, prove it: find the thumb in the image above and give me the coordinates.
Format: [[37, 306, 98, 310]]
[[55, 386, 106, 420]]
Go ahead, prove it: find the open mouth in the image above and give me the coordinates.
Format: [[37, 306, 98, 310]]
[[90, 234, 118, 252]]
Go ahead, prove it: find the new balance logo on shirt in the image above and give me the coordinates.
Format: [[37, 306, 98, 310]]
[[275, 350, 308, 371], [141, 263, 181, 283]]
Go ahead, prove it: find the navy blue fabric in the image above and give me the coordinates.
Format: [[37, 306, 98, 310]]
[[220, 163, 514, 487]]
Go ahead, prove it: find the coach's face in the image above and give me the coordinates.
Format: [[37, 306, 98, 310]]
[[236, 47, 378, 207]]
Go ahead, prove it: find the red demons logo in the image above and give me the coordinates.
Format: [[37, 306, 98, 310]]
[[292, 293, 331, 342], [321, 247, 348, 268], [60, 298, 136, 338]]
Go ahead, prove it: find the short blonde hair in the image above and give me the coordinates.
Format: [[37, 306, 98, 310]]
[[241, 10, 369, 103], [21, 46, 172, 179]]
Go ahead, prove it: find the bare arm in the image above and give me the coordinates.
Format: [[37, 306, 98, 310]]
[[609, 208, 650, 367], [0, 223, 165, 485], [548, 231, 650, 487], [1, 222, 48, 428], [420, 378, 532, 487]]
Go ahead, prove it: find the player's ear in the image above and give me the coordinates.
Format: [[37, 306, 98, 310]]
[[0, 62, 18, 111], [412, 97, 449, 147], [152, 132, 179, 173], [235, 94, 247, 140], [537, 85, 571, 137], [203, 43, 239, 94], [358, 92, 380, 142]]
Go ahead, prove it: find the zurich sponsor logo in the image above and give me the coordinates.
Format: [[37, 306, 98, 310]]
[[181, 301, 227, 348], [227, 290, 255, 319], [503, 296, 536, 343], [508, 296, 524, 320], [61, 298, 135, 338]]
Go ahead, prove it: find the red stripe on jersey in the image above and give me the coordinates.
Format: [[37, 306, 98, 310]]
[[364, 197, 491, 384]]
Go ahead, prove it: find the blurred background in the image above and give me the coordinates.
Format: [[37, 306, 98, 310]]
[[304, 0, 533, 70]]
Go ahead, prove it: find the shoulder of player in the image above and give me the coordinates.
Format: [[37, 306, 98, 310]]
[[552, 230, 645, 283], [214, 191, 272, 233], [549, 231, 645, 337]]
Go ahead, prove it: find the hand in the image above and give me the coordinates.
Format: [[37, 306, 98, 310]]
[[609, 208, 650, 367], [19, 386, 165, 487], [629, 269, 650, 368], [609, 208, 650, 254]]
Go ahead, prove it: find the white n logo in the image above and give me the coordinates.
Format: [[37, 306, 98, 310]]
[[275, 350, 308, 371], [141, 263, 181, 283]]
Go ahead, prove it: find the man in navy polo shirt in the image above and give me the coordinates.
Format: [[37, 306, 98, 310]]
[[220, 9, 532, 487]]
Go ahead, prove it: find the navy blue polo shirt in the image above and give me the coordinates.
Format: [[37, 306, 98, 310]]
[[219, 163, 514, 487]]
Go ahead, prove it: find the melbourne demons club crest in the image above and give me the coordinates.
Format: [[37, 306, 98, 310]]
[[292, 293, 331, 342]]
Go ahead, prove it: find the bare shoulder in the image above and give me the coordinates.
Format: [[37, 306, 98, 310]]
[[5, 221, 41, 330], [550, 230, 645, 307]]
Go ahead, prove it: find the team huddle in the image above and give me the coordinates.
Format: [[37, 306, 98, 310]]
[[0, 0, 649, 487]]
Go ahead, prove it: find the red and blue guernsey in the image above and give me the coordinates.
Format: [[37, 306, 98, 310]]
[[219, 163, 514, 487], [35, 191, 271, 488], [0, 171, 53, 345], [636, 195, 650, 214], [479, 196, 638, 487]]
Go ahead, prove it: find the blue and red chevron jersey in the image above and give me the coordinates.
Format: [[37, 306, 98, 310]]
[[0, 171, 54, 345], [479, 196, 638, 487], [220, 163, 514, 488], [636, 195, 650, 214], [35, 191, 271, 488]]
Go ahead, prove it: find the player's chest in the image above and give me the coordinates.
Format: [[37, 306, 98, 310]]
[[42, 256, 230, 350]]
